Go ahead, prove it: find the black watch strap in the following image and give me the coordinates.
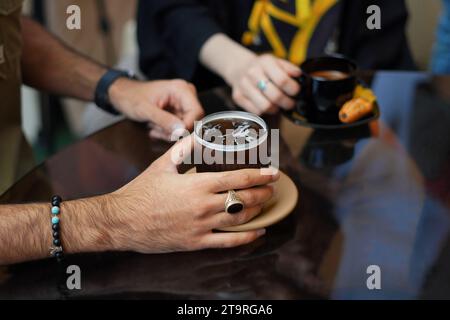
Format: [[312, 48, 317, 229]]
[[94, 69, 137, 115]]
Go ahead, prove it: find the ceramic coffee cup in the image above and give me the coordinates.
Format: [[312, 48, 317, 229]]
[[296, 56, 358, 124]]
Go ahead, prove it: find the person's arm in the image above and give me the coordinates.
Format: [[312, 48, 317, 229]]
[[138, 0, 301, 115], [0, 195, 114, 265], [0, 137, 278, 266], [137, 0, 222, 81], [20, 17, 203, 137], [20, 17, 104, 102]]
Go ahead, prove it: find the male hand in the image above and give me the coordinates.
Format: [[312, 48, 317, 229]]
[[228, 54, 301, 115], [109, 79, 205, 140], [107, 136, 280, 253]]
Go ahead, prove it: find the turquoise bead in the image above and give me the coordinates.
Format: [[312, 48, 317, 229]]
[[52, 217, 60, 225], [51, 206, 60, 215]]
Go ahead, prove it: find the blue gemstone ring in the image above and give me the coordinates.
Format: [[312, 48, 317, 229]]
[[257, 79, 269, 92]]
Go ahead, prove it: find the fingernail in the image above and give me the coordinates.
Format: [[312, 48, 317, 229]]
[[271, 184, 278, 197], [150, 130, 170, 141], [172, 123, 186, 131], [170, 123, 188, 139], [257, 229, 266, 237], [268, 167, 280, 180]]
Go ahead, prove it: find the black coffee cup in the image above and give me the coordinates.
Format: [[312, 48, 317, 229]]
[[296, 56, 357, 124]]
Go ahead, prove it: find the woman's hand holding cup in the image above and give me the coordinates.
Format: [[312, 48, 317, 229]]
[[227, 53, 302, 115]]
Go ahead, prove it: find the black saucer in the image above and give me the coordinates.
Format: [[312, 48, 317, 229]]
[[283, 101, 380, 130]]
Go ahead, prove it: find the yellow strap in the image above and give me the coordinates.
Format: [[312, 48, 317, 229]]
[[266, 3, 300, 26], [296, 0, 311, 22], [289, 0, 337, 65], [242, 0, 267, 45], [242, 0, 338, 64], [261, 12, 287, 58], [248, 1, 267, 31]]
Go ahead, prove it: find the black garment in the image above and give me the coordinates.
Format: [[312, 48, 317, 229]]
[[137, 0, 416, 91]]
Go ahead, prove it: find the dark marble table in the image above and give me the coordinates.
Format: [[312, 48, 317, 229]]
[[0, 71, 449, 299]]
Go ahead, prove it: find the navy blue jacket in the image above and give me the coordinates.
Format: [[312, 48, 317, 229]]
[[137, 0, 416, 91]]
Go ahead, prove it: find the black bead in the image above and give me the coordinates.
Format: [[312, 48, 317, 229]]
[[52, 224, 60, 231], [53, 239, 61, 246], [53, 231, 60, 239], [55, 252, 63, 259], [52, 200, 60, 207], [51, 196, 62, 206]]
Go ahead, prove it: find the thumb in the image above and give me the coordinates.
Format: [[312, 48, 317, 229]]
[[150, 107, 186, 135], [150, 133, 194, 173]]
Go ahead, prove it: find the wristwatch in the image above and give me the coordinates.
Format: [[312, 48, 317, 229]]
[[94, 69, 138, 115]]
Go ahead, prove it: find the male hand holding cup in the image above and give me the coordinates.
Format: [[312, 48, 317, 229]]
[[109, 132, 278, 254]]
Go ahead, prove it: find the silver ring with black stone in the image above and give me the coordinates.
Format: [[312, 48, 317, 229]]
[[225, 190, 245, 214]]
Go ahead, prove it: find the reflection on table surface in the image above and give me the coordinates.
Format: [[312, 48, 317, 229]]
[[0, 71, 449, 299]]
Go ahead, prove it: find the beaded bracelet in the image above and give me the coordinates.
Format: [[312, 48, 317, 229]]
[[50, 195, 64, 262]]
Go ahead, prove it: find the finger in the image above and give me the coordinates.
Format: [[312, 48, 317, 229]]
[[149, 107, 186, 136], [177, 84, 205, 130], [201, 229, 266, 249], [150, 134, 194, 172], [232, 89, 262, 114], [208, 206, 264, 229], [149, 124, 186, 141], [149, 128, 171, 141], [209, 185, 274, 213], [277, 58, 302, 77], [247, 68, 296, 110], [261, 58, 300, 96], [205, 168, 280, 193], [240, 77, 278, 114]]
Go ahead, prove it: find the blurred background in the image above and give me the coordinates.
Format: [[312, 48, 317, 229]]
[[20, 0, 444, 162]]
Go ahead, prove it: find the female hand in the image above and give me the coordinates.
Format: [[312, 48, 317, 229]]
[[228, 53, 302, 115]]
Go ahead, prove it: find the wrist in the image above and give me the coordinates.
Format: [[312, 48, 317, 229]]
[[62, 195, 119, 254], [95, 70, 138, 115], [223, 48, 256, 86], [99, 192, 131, 252], [200, 33, 256, 86], [102, 190, 144, 252], [108, 77, 137, 115]]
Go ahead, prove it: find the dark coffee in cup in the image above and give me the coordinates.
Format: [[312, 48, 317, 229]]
[[310, 70, 350, 81], [194, 111, 269, 173], [297, 56, 357, 124]]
